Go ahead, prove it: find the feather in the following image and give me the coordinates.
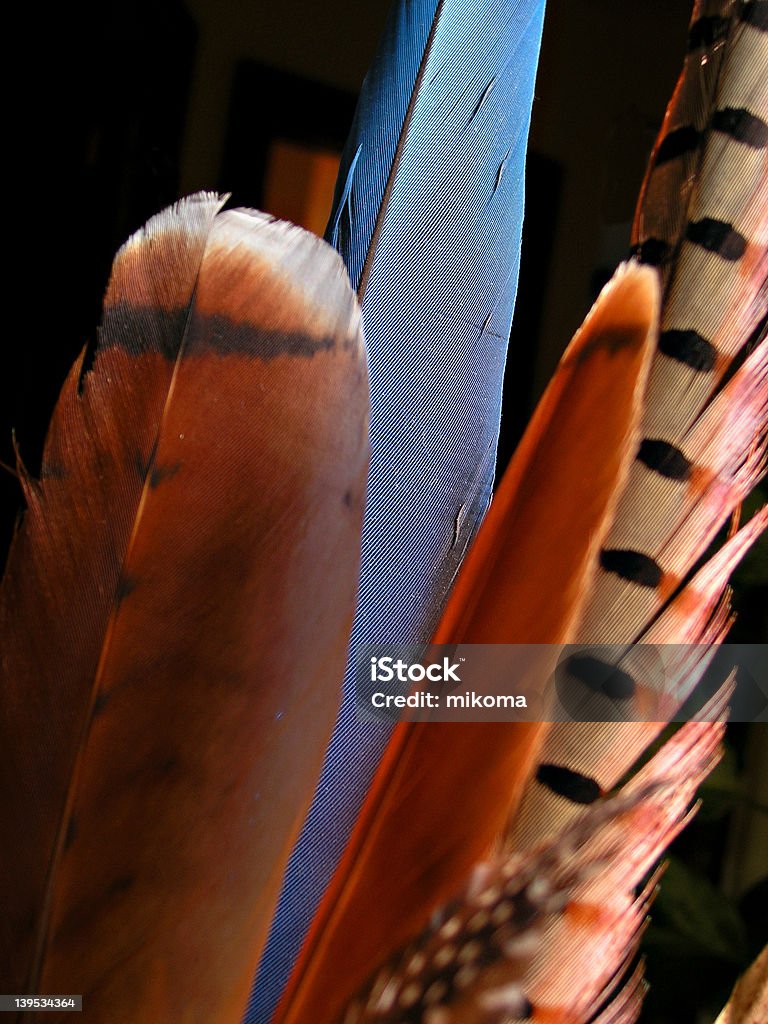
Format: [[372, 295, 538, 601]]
[[335, 716, 725, 1024], [632, 0, 744, 284], [507, 0, 768, 853], [249, 1, 548, 1015], [274, 2, 767, 1016], [715, 945, 768, 1024], [4, 1, 765, 1020], [0, 197, 369, 1021], [271, 262, 660, 1024]]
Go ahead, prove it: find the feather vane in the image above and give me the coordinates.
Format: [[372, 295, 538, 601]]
[[0, 198, 369, 1022], [250, 1, 548, 1015], [509, 0, 768, 854]]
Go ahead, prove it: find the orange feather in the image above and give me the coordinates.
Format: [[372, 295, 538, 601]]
[[272, 263, 660, 1024]]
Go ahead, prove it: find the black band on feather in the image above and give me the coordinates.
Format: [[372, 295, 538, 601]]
[[712, 107, 768, 148], [741, 2, 768, 32], [655, 125, 702, 164], [637, 438, 692, 480], [631, 238, 672, 266], [686, 218, 747, 261], [536, 764, 602, 805], [599, 548, 664, 588], [564, 654, 637, 700], [658, 329, 717, 372]]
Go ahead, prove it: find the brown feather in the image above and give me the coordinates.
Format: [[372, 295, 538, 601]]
[[0, 198, 369, 1021], [715, 945, 768, 1024]]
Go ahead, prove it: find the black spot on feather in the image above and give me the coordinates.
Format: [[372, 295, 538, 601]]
[[741, 2, 768, 32], [600, 548, 663, 588], [637, 438, 692, 480], [712, 107, 768, 148], [566, 654, 637, 700], [537, 764, 601, 804], [516, 995, 534, 1019], [632, 237, 672, 267], [115, 575, 137, 604], [659, 329, 717, 372], [686, 218, 747, 261], [149, 462, 181, 489], [656, 125, 702, 164]]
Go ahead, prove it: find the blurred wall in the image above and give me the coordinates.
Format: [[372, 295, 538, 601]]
[[3, 0, 696, 546]]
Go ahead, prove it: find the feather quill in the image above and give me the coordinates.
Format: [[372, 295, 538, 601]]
[[0, 197, 369, 1022], [249, 1, 548, 1016]]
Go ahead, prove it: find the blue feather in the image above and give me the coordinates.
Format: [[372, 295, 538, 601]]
[[245, 1, 546, 1019]]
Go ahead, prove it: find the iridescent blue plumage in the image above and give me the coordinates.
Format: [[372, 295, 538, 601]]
[[245, 2, 546, 1020]]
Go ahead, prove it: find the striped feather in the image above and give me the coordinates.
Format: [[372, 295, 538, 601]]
[[633, 0, 742, 280], [509, 0, 768, 853], [335, 717, 725, 1024]]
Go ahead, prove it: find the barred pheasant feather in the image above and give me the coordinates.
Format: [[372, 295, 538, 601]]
[[0, 1, 766, 1023]]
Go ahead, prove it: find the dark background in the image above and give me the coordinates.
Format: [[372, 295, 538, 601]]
[[4, 1, 766, 1019]]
